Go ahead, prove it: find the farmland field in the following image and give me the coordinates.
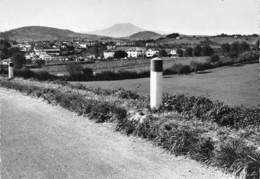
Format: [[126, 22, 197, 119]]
[[71, 63, 259, 107], [30, 57, 207, 75]]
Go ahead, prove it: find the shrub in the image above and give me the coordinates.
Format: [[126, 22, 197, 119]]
[[67, 63, 83, 76], [214, 139, 259, 173], [236, 51, 259, 64], [112, 88, 140, 99], [209, 55, 220, 63], [184, 47, 193, 57], [176, 48, 184, 57], [193, 45, 202, 57], [162, 94, 260, 128], [14, 69, 57, 81], [83, 67, 93, 76], [167, 64, 191, 74], [201, 45, 214, 56]]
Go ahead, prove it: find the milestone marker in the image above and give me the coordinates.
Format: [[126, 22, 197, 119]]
[[8, 62, 14, 79], [150, 57, 163, 109]]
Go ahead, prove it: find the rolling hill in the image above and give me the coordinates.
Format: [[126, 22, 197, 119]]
[[90, 23, 144, 38], [128, 31, 162, 40], [0, 26, 106, 42]]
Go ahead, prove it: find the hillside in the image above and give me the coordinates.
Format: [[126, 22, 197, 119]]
[[0, 26, 105, 42], [91, 23, 144, 38], [157, 34, 259, 46], [128, 31, 161, 40]]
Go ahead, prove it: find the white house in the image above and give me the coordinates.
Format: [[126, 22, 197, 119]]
[[146, 49, 159, 58], [0, 58, 11, 65], [126, 47, 146, 58], [38, 51, 52, 61], [169, 49, 177, 56], [103, 50, 115, 59]]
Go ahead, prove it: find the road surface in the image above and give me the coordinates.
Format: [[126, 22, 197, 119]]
[[0, 88, 230, 179]]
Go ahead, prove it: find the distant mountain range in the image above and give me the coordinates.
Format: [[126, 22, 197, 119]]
[[0, 24, 164, 41], [90, 23, 144, 38], [0, 26, 109, 42]]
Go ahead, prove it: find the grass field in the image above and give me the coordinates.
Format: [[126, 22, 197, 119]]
[[31, 57, 208, 75], [71, 63, 259, 107]]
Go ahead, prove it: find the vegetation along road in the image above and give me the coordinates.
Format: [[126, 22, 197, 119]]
[[0, 88, 230, 179]]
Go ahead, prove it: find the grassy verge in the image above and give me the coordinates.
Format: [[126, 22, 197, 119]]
[[0, 79, 259, 178]]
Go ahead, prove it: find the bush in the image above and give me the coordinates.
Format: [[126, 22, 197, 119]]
[[112, 88, 140, 99], [209, 55, 220, 63], [166, 64, 191, 74], [14, 69, 57, 81], [184, 47, 193, 57], [236, 51, 259, 64], [176, 48, 184, 57], [162, 94, 260, 128], [201, 45, 214, 56], [193, 45, 202, 57], [82, 67, 93, 77], [190, 61, 213, 72], [214, 139, 259, 174]]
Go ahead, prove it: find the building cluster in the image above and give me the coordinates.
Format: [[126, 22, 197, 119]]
[[103, 47, 177, 59], [8, 39, 178, 64]]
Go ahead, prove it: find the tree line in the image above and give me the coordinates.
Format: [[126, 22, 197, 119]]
[[176, 41, 257, 58]]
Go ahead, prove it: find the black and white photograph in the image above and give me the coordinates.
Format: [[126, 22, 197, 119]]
[[0, 0, 259, 178]]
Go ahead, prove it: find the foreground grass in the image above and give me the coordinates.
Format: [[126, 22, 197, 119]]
[[0, 79, 259, 178]]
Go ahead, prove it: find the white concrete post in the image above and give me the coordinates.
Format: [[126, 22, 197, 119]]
[[150, 57, 163, 109], [8, 62, 14, 79]]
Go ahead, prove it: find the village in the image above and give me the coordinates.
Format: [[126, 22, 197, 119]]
[[0, 39, 180, 66]]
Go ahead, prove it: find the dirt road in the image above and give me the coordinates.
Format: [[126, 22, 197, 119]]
[[0, 88, 230, 179]]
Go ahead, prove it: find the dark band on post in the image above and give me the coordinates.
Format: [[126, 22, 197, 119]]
[[9, 62, 13, 67], [151, 59, 163, 72]]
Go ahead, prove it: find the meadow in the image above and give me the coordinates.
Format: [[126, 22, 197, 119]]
[[71, 63, 259, 107], [31, 57, 207, 76]]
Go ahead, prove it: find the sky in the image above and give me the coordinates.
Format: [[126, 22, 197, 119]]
[[0, 0, 258, 35]]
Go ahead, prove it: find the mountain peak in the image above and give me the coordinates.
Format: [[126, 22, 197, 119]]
[[91, 23, 144, 38]]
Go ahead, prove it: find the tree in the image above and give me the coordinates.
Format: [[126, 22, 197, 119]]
[[35, 59, 45, 67], [229, 41, 250, 58], [239, 41, 250, 52], [67, 64, 83, 76], [159, 49, 168, 57], [229, 41, 240, 57], [166, 33, 180, 39], [209, 54, 220, 63], [221, 43, 231, 55], [193, 45, 202, 56], [12, 53, 26, 69], [176, 48, 184, 57], [184, 47, 193, 57], [114, 50, 128, 59], [0, 40, 11, 59], [201, 45, 214, 56], [255, 40, 259, 51]]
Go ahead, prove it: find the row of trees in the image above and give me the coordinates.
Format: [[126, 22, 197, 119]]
[[221, 41, 251, 57], [176, 41, 254, 58], [176, 45, 214, 57]]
